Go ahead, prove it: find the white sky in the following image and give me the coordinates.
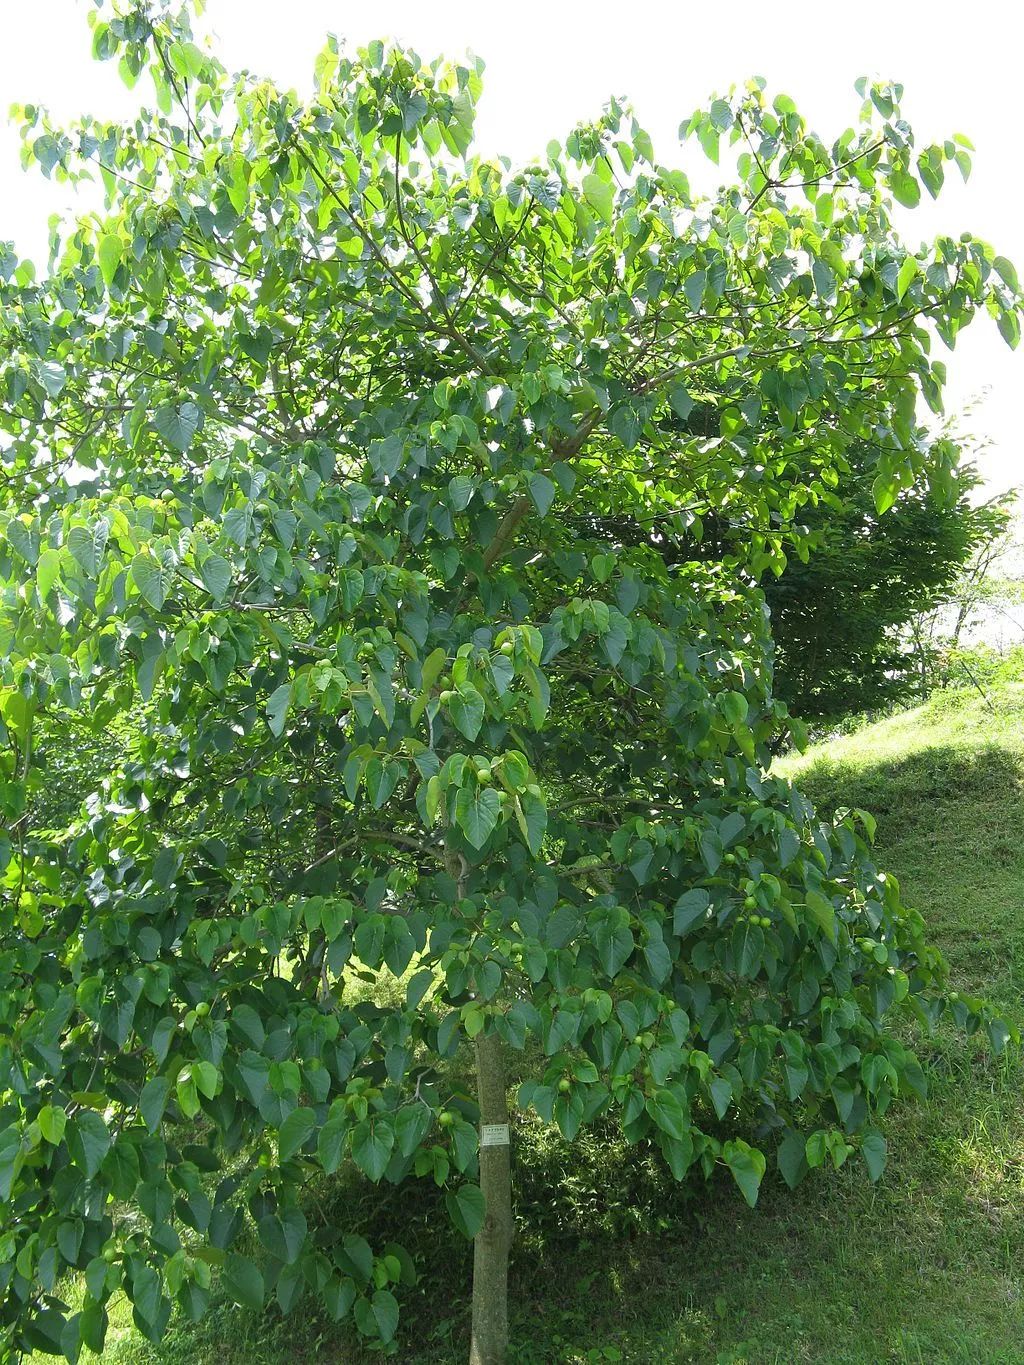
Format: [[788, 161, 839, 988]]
[[2, 0, 1021, 503]]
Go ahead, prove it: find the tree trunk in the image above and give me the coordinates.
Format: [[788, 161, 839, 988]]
[[469, 1030, 513, 1365]]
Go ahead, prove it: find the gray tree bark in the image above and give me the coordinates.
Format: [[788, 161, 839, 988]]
[[469, 1030, 513, 1365]]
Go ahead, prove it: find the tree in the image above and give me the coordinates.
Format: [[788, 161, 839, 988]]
[[760, 447, 1012, 721], [0, 4, 1020, 1360]]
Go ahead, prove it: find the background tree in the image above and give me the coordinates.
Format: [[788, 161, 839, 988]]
[[761, 449, 1012, 721], [575, 409, 1013, 723], [0, 3, 1020, 1361]]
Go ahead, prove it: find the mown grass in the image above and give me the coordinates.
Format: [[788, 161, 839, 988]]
[[32, 672, 1024, 1364]]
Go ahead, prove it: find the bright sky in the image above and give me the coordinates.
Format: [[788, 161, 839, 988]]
[[2, 0, 1021, 502]]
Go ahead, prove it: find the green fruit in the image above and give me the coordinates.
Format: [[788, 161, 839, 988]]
[[499, 641, 514, 655], [723, 853, 736, 865], [439, 690, 454, 703], [557, 1078, 571, 1093], [743, 896, 757, 911], [476, 768, 491, 784], [438, 1109, 455, 1127], [102, 1246, 117, 1263], [195, 1001, 210, 1018]]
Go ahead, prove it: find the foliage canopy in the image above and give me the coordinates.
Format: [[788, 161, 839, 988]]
[[0, 1, 1020, 1358]]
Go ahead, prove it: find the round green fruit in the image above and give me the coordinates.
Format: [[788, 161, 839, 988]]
[[438, 1110, 455, 1127], [557, 1078, 571, 1093], [195, 1001, 210, 1018]]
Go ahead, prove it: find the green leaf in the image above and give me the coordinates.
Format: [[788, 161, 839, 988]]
[[198, 552, 232, 600], [176, 1069, 200, 1119], [673, 889, 710, 936], [527, 472, 556, 517], [610, 404, 643, 450], [266, 683, 292, 737], [593, 916, 633, 977], [153, 401, 201, 452], [895, 255, 918, 302], [131, 551, 174, 611], [224, 1254, 264, 1311], [193, 1060, 219, 1099], [339, 1233, 374, 1283], [669, 385, 694, 420], [71, 1111, 110, 1178], [805, 890, 837, 939], [646, 1089, 688, 1141], [889, 171, 920, 208], [777, 1130, 808, 1189], [0, 1129, 21, 1201], [872, 473, 898, 515], [993, 255, 1020, 293], [7, 519, 38, 565], [861, 1129, 887, 1181], [723, 1138, 766, 1207], [351, 1119, 394, 1182], [139, 1076, 171, 1134], [278, 1106, 316, 1161], [36, 548, 61, 600], [997, 310, 1020, 350], [37, 360, 67, 398], [513, 791, 547, 856], [582, 173, 614, 224], [448, 474, 475, 510], [68, 521, 108, 577], [368, 1289, 399, 1343], [719, 691, 748, 726], [258, 1206, 307, 1264], [445, 1182, 486, 1239], [447, 683, 485, 741], [318, 1116, 348, 1174], [684, 269, 706, 311], [222, 504, 252, 547], [38, 1105, 67, 1145], [97, 233, 123, 286], [455, 785, 501, 849]]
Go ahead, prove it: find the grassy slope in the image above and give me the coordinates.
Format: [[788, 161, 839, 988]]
[[35, 678, 1024, 1364]]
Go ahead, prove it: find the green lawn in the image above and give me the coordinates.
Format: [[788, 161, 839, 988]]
[[33, 673, 1024, 1364]]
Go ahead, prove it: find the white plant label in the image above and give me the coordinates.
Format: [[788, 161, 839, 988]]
[[480, 1123, 510, 1147]]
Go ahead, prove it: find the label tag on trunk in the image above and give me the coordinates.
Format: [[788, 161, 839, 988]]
[[480, 1123, 510, 1147]]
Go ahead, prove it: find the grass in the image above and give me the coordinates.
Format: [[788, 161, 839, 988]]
[[31, 673, 1024, 1364]]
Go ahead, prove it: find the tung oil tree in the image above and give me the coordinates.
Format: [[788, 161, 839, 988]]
[[0, 4, 1020, 1361]]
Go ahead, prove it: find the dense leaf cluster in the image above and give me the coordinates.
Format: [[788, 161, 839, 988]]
[[0, 1, 1019, 1357]]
